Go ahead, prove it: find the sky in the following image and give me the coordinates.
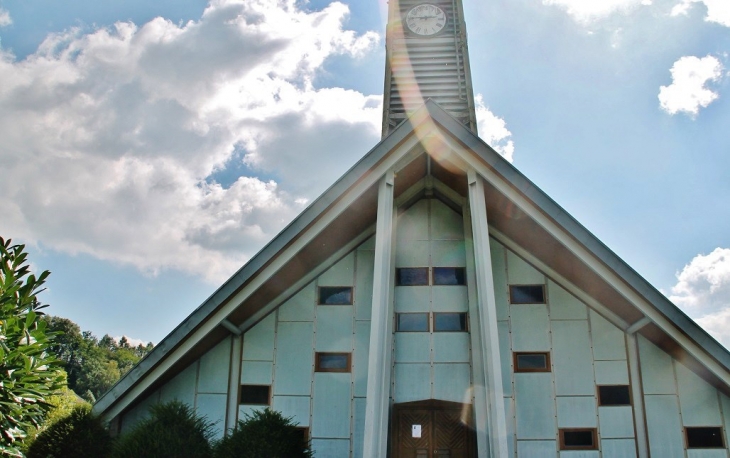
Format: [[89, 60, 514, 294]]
[[0, 0, 728, 347]]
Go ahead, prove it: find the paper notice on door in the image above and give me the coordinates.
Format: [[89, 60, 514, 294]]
[[412, 424, 422, 438]]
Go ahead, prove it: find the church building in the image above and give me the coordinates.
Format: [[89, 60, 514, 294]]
[[94, 1, 730, 457]]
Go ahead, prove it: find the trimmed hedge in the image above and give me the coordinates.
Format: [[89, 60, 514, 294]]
[[26, 405, 112, 458]]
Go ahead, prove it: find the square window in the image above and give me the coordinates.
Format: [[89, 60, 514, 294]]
[[239, 385, 270, 405], [686, 427, 725, 448], [598, 385, 631, 406], [433, 267, 466, 285], [509, 284, 546, 304], [396, 268, 429, 286], [514, 352, 550, 372], [560, 428, 597, 450], [397, 313, 430, 332], [318, 286, 353, 305], [315, 352, 351, 372], [433, 312, 467, 332]]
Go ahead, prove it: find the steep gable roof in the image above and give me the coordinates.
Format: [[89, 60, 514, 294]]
[[94, 100, 730, 420]]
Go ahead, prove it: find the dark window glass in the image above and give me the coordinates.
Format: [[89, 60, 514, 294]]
[[686, 427, 725, 448], [433, 313, 467, 332], [315, 353, 350, 372], [598, 385, 631, 406], [560, 429, 597, 449], [318, 287, 353, 305], [397, 313, 430, 332], [396, 268, 429, 286], [240, 385, 270, 405], [514, 352, 550, 372], [433, 267, 466, 285], [509, 285, 546, 304]]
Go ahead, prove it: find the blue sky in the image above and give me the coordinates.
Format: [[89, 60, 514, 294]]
[[0, 0, 728, 346]]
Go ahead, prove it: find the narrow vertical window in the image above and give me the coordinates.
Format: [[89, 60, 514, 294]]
[[318, 286, 353, 305], [509, 285, 546, 304]]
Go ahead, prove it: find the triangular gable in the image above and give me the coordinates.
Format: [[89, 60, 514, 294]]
[[94, 100, 730, 420]]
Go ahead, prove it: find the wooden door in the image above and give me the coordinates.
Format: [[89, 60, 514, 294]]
[[392, 400, 474, 458]]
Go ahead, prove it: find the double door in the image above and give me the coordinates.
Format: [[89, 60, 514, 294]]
[[392, 400, 474, 458]]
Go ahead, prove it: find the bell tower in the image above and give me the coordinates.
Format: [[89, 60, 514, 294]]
[[382, 0, 477, 137]]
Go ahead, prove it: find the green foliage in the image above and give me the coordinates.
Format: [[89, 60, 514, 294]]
[[0, 237, 64, 456], [214, 408, 313, 458], [112, 401, 214, 458], [21, 385, 89, 450], [25, 404, 112, 458]]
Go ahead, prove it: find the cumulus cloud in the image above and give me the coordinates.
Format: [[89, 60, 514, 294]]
[[672, 0, 730, 27], [658, 55, 723, 116], [669, 248, 730, 347], [542, 0, 652, 23], [475, 94, 514, 163], [0, 8, 11, 27], [0, 0, 381, 283]]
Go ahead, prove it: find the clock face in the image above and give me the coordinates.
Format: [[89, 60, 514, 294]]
[[405, 4, 447, 36]]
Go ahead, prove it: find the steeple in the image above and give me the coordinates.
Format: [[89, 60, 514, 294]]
[[382, 0, 477, 137]]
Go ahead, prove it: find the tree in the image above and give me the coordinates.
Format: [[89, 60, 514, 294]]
[[25, 404, 112, 458], [0, 237, 64, 456], [214, 409, 313, 458]]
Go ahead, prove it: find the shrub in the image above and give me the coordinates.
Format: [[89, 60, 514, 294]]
[[112, 401, 214, 458], [21, 385, 90, 452], [25, 405, 112, 458], [214, 408, 313, 458]]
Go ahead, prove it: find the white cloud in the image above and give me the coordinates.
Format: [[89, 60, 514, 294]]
[[0, 0, 381, 283], [0, 8, 11, 27], [658, 55, 723, 116], [475, 94, 515, 163], [542, 0, 652, 24], [669, 248, 730, 347], [672, 0, 730, 27]]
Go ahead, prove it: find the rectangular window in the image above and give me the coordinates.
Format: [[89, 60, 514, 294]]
[[598, 385, 631, 406], [396, 268, 429, 286], [318, 286, 353, 305], [315, 352, 351, 372], [397, 313, 430, 332], [239, 385, 270, 405], [432, 267, 466, 285], [514, 352, 550, 372], [433, 312, 468, 332], [509, 284, 546, 304], [559, 429, 598, 450], [686, 427, 725, 448]]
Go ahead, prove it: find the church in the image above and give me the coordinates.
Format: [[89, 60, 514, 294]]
[[93, 1, 730, 457]]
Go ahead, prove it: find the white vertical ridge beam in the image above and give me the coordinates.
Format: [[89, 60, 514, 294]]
[[467, 169, 509, 457], [463, 205, 492, 458], [363, 171, 397, 458], [626, 333, 650, 458], [225, 335, 242, 433]]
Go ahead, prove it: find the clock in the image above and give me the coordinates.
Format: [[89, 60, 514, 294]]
[[405, 4, 447, 36]]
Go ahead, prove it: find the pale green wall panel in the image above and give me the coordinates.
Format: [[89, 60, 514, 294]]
[[589, 310, 626, 361], [431, 286, 468, 312], [517, 440, 556, 456], [120, 390, 159, 433], [552, 320, 594, 396], [430, 199, 463, 240], [318, 252, 355, 286], [645, 394, 684, 458], [272, 395, 311, 427], [489, 239, 510, 321], [394, 333, 431, 363], [273, 322, 314, 396], [498, 320, 513, 396], [686, 451, 729, 458], [556, 396, 597, 427], [312, 373, 351, 439], [432, 333, 470, 363], [353, 397, 366, 458], [394, 363, 431, 402], [433, 363, 471, 403], [358, 236, 375, 250], [548, 280, 587, 320], [721, 394, 730, 454], [354, 249, 374, 321], [601, 439, 637, 458], [394, 286, 431, 312], [675, 360, 723, 426], [395, 240, 430, 267], [196, 393, 227, 439], [315, 305, 353, 352], [159, 362, 196, 407], [515, 373, 556, 439], [431, 240, 466, 266], [397, 199, 429, 243], [240, 361, 273, 385], [506, 250, 544, 284], [558, 451, 599, 458], [311, 439, 351, 458], [594, 360, 629, 385], [504, 397, 515, 458], [598, 406, 635, 438], [638, 336, 677, 395], [278, 283, 315, 322], [242, 313, 276, 361], [198, 337, 231, 394], [353, 321, 370, 397], [511, 304, 550, 351]]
